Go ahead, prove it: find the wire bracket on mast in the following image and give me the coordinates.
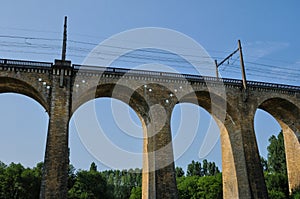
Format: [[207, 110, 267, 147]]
[[215, 40, 248, 100]]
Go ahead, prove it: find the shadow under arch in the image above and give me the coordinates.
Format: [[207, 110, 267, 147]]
[[0, 77, 49, 112], [178, 90, 243, 198], [257, 97, 300, 194]]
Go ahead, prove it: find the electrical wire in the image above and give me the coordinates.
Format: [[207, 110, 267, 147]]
[[0, 33, 299, 85]]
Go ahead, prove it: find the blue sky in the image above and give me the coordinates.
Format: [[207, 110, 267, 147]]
[[0, 1, 299, 171]]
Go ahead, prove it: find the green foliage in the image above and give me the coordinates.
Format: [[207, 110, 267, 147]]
[[101, 168, 142, 199], [129, 186, 142, 199], [175, 167, 185, 178], [187, 160, 201, 176], [291, 187, 300, 199], [177, 176, 199, 199], [260, 156, 268, 172], [0, 129, 293, 199], [68, 169, 108, 199], [267, 131, 287, 174], [0, 162, 42, 199], [68, 164, 77, 191], [0, 159, 223, 199], [195, 173, 223, 199], [177, 173, 222, 199], [187, 159, 220, 177], [262, 131, 290, 198], [264, 172, 289, 199], [89, 162, 97, 172]]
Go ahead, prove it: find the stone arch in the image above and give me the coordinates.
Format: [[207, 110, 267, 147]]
[[69, 97, 144, 169], [70, 82, 149, 158], [0, 77, 49, 112], [256, 97, 300, 194], [258, 97, 300, 135], [177, 90, 247, 198], [71, 82, 179, 199], [71, 83, 149, 123]]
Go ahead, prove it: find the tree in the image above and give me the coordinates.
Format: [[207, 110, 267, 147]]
[[0, 162, 42, 199], [177, 173, 222, 199], [263, 131, 289, 198], [265, 172, 289, 199], [20, 168, 41, 199], [207, 161, 220, 176], [291, 187, 300, 199], [267, 131, 287, 174], [175, 167, 184, 178], [177, 176, 199, 199], [129, 186, 142, 199], [260, 156, 268, 172], [1, 162, 25, 198], [196, 173, 223, 199], [89, 162, 97, 172], [187, 161, 201, 176], [202, 159, 208, 176], [68, 164, 77, 191], [68, 166, 109, 199], [100, 168, 142, 199]]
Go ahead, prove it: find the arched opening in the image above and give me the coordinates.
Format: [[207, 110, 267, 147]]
[[255, 97, 300, 196], [0, 77, 49, 111], [172, 87, 236, 199], [254, 109, 288, 197], [69, 97, 143, 170], [171, 103, 222, 171], [0, 93, 48, 167], [69, 97, 144, 198], [174, 90, 251, 198], [0, 93, 48, 198]]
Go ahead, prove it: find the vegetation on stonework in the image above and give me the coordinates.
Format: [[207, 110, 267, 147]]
[[0, 131, 299, 198]]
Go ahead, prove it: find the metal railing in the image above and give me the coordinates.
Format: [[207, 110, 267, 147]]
[[0, 58, 53, 68]]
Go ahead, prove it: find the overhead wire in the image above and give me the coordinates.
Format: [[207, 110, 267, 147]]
[[0, 32, 299, 84]]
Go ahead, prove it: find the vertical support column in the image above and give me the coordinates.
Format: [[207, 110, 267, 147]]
[[281, 122, 300, 194], [40, 67, 72, 199], [141, 91, 178, 199], [221, 103, 269, 199], [218, 119, 251, 199], [240, 113, 268, 198], [142, 124, 156, 199], [219, 122, 247, 199]]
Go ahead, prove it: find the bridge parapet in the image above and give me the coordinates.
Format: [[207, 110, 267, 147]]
[[0, 58, 52, 111], [0, 58, 52, 74], [73, 63, 300, 94]]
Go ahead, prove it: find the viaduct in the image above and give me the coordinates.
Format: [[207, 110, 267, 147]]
[[0, 57, 299, 199]]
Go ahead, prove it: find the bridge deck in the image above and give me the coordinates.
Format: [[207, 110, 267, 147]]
[[0, 58, 299, 93]]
